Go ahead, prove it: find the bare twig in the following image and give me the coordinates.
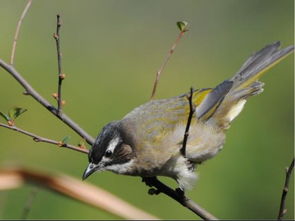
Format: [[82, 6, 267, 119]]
[[0, 60, 94, 145], [143, 177, 217, 220], [21, 188, 38, 220], [180, 87, 195, 157], [53, 14, 64, 114], [10, 0, 32, 65], [0, 168, 158, 220], [0, 122, 88, 154], [150, 26, 188, 99], [277, 158, 294, 220]]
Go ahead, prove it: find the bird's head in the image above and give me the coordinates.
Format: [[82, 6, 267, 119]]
[[82, 121, 135, 180]]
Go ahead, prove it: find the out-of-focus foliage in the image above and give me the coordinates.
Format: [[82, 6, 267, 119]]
[[0, 0, 293, 219]]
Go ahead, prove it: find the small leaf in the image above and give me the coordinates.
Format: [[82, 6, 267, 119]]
[[177, 21, 189, 32], [62, 136, 71, 144], [10, 107, 27, 120], [0, 112, 10, 122]]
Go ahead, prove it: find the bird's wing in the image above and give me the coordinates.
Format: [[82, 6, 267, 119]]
[[122, 89, 213, 146]]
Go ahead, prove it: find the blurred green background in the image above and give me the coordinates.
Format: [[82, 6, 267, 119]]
[[0, 0, 293, 219]]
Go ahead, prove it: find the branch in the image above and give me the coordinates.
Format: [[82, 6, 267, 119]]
[[0, 59, 94, 145], [10, 0, 32, 65], [143, 177, 217, 220], [277, 158, 294, 220], [0, 122, 88, 154], [53, 14, 64, 114], [180, 87, 195, 157], [150, 21, 189, 99], [0, 167, 158, 220]]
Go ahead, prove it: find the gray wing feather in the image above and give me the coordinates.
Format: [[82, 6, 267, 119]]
[[196, 80, 233, 119], [231, 41, 294, 89]]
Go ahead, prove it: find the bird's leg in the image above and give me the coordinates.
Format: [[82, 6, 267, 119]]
[[142, 176, 186, 201], [142, 177, 161, 195], [175, 187, 185, 197]]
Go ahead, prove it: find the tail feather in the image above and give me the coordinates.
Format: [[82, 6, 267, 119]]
[[231, 41, 294, 91], [209, 41, 294, 128]]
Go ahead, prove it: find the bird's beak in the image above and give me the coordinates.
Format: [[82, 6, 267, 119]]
[[82, 163, 96, 180]]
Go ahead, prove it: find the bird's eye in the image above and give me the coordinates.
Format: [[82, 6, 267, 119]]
[[105, 150, 112, 157]]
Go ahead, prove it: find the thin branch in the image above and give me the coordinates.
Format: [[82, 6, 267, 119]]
[[10, 0, 33, 65], [277, 158, 294, 220], [180, 87, 195, 157], [143, 177, 217, 220], [150, 27, 188, 99], [0, 122, 88, 154], [21, 187, 38, 220], [53, 14, 64, 114], [0, 59, 94, 145], [0, 168, 158, 220]]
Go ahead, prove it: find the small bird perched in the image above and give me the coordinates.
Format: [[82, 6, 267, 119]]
[[83, 41, 294, 191]]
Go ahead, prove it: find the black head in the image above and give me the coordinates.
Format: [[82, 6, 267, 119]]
[[82, 121, 135, 180]]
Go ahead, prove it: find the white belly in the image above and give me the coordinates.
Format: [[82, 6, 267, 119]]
[[166, 122, 226, 163]]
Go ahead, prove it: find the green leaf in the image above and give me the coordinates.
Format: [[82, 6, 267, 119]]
[[176, 21, 189, 32], [9, 107, 27, 120], [62, 136, 71, 144], [0, 112, 10, 122]]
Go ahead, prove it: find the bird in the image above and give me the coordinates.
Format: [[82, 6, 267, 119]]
[[82, 41, 294, 191]]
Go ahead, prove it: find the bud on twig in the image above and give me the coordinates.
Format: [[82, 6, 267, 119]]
[[52, 93, 58, 99], [59, 73, 66, 79]]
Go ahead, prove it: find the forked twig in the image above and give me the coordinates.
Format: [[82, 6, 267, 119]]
[[180, 87, 195, 157], [150, 22, 189, 99], [10, 0, 32, 65], [53, 14, 64, 114], [277, 158, 294, 220], [0, 122, 88, 154], [0, 60, 94, 145]]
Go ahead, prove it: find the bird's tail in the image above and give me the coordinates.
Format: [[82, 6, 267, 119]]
[[197, 41, 294, 129]]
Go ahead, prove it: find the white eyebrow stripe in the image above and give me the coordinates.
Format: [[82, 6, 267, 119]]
[[106, 137, 120, 153]]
